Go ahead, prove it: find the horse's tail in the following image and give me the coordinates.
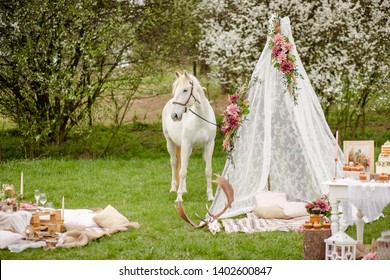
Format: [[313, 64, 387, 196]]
[[175, 146, 181, 188]]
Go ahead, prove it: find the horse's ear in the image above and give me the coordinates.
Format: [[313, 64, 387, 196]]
[[175, 71, 181, 78], [183, 70, 191, 80]]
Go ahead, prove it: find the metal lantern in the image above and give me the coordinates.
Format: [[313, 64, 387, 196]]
[[325, 231, 357, 260]]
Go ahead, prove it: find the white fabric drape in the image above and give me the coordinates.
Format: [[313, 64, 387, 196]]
[[209, 15, 343, 219]]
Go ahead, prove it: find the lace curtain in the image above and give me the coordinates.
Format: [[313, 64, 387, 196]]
[[209, 16, 343, 219]]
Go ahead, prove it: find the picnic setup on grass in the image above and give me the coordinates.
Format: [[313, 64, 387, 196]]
[[1, 14, 389, 261]]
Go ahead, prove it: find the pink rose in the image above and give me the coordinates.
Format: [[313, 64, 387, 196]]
[[280, 60, 294, 74]]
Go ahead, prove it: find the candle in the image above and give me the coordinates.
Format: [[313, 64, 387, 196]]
[[62, 196, 65, 221], [20, 171, 24, 196], [335, 130, 339, 160]]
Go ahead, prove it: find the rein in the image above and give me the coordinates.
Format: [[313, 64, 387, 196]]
[[189, 109, 219, 128]]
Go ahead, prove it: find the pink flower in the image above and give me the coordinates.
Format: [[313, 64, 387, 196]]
[[282, 42, 294, 51], [227, 93, 239, 104], [272, 33, 285, 45], [280, 60, 294, 74], [271, 46, 282, 58], [227, 115, 240, 129], [225, 103, 239, 116], [277, 51, 287, 63]]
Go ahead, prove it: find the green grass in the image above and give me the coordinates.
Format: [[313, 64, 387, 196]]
[[0, 121, 389, 260], [1, 154, 389, 260]]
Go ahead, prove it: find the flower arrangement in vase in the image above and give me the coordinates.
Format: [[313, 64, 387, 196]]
[[305, 195, 331, 219]]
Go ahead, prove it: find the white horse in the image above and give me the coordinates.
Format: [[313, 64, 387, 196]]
[[162, 71, 216, 202]]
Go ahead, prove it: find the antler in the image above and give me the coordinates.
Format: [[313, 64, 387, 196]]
[[176, 201, 205, 228], [175, 174, 234, 227], [207, 174, 234, 220]]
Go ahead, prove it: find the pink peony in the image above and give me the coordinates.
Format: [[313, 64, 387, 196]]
[[271, 46, 282, 58], [225, 103, 239, 116], [272, 33, 285, 45], [280, 60, 294, 74], [227, 115, 240, 129], [282, 42, 294, 51], [277, 51, 287, 64]]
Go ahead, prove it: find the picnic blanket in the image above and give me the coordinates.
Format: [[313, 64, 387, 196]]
[[1, 205, 140, 252], [222, 213, 307, 233]]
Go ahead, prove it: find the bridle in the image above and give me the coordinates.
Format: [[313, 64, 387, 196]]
[[172, 80, 200, 112], [172, 79, 219, 128]]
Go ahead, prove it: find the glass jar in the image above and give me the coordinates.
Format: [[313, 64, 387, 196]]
[[377, 231, 390, 260]]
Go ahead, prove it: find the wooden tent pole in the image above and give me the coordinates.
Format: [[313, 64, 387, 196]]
[[267, 175, 271, 191]]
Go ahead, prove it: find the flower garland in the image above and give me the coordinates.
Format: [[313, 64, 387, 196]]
[[221, 84, 249, 163], [268, 16, 302, 105]]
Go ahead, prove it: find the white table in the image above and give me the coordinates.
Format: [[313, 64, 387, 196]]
[[322, 179, 390, 244]]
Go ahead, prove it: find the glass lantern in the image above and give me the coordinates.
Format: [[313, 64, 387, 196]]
[[325, 231, 357, 260]]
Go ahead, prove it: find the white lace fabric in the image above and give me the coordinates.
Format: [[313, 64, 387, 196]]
[[209, 16, 343, 219]]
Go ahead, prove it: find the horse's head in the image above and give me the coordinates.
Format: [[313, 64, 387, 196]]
[[170, 71, 201, 122]]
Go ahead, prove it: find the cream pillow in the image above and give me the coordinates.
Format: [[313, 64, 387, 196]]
[[63, 212, 99, 231], [253, 206, 289, 219], [279, 201, 308, 218], [93, 205, 129, 229], [0, 230, 23, 249], [255, 191, 287, 207]]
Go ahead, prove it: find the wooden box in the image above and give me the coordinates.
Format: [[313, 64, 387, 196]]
[[303, 228, 331, 260], [30, 210, 63, 233]]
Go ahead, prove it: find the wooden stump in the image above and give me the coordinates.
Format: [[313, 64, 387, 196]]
[[303, 228, 331, 260]]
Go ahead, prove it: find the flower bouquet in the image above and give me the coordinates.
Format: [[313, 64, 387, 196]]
[[220, 84, 249, 163]]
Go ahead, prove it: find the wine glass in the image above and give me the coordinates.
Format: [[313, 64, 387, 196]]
[[34, 189, 40, 205], [39, 193, 47, 208]]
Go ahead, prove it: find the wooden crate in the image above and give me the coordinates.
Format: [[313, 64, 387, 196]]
[[303, 228, 331, 260], [31, 210, 63, 233]]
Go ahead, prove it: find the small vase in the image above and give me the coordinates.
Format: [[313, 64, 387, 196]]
[[310, 214, 324, 224]]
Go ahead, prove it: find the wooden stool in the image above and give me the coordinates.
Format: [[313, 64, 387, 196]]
[[303, 228, 331, 260]]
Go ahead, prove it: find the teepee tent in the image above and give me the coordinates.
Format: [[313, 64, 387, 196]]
[[209, 15, 343, 219]]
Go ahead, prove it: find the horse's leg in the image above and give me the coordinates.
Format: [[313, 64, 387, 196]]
[[203, 140, 215, 201], [175, 142, 191, 202], [166, 139, 178, 192]]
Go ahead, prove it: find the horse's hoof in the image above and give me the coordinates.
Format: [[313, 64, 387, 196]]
[[175, 197, 183, 203], [207, 195, 214, 201], [169, 188, 177, 193]]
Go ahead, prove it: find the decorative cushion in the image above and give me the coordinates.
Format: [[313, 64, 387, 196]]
[[93, 205, 130, 229], [255, 191, 287, 207], [253, 206, 289, 219], [63, 212, 99, 231], [280, 202, 309, 218], [0, 230, 23, 249]]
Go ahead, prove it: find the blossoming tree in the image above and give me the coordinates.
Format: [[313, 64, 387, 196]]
[[197, 0, 389, 137]]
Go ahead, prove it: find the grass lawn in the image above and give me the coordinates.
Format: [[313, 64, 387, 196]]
[[0, 154, 389, 260]]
